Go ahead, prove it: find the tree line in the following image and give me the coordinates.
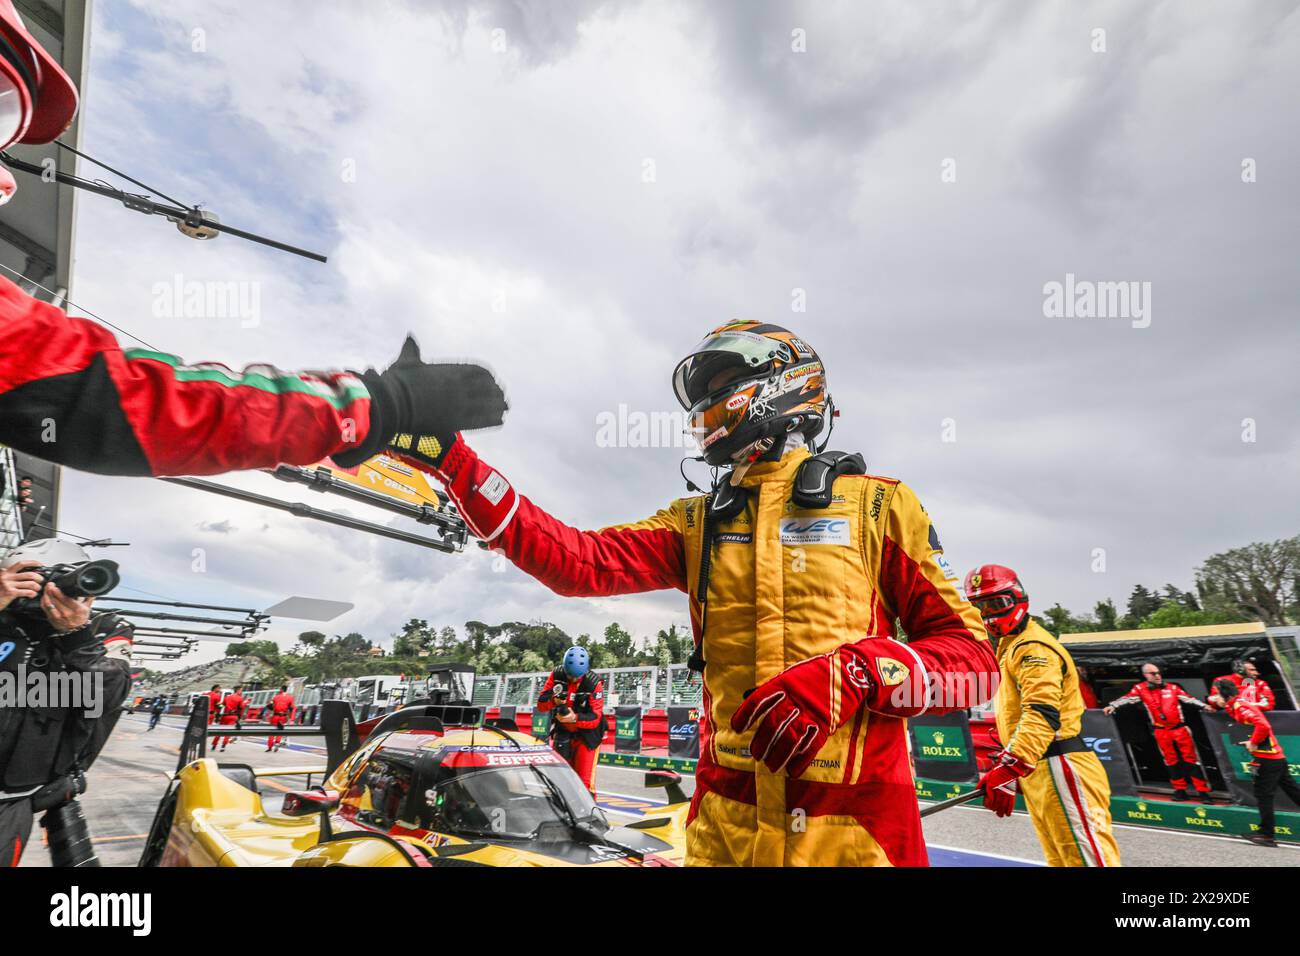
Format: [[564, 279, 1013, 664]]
[[222, 533, 1299, 683]]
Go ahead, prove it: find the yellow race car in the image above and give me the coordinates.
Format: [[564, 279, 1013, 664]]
[[139, 701, 688, 867]]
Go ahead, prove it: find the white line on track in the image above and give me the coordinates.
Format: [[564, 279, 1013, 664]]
[[925, 843, 1043, 865]]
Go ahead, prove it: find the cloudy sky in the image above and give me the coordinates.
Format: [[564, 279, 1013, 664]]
[[57, 0, 1299, 670]]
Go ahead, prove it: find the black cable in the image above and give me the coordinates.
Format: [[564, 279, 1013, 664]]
[[55, 140, 194, 212]]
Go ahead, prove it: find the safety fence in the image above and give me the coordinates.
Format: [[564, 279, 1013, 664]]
[[470, 664, 703, 710]]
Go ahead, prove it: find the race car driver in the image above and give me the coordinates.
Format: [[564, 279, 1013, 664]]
[[0, 0, 506, 477], [965, 564, 1121, 867], [536, 646, 605, 793], [1207, 660, 1276, 712], [394, 321, 997, 866], [1104, 664, 1212, 801], [1215, 678, 1300, 848]]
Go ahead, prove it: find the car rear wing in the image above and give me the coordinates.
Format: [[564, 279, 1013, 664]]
[[176, 698, 487, 778]]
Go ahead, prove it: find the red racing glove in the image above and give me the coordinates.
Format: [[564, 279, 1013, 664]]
[[730, 637, 925, 778], [977, 750, 1034, 817]]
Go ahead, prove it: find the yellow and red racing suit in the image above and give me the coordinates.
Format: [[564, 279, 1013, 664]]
[[427, 438, 997, 865], [995, 621, 1120, 867]]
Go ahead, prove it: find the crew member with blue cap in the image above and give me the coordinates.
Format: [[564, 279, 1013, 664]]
[[537, 646, 606, 792]]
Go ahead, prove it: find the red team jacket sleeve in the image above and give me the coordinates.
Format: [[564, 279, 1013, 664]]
[[0, 277, 377, 475], [536, 671, 558, 711], [871, 481, 997, 716], [428, 436, 688, 597]]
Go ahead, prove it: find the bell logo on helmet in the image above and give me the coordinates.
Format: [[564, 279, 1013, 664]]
[[726, 393, 749, 410]]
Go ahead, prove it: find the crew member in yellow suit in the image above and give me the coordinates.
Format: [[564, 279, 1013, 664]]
[[964, 565, 1121, 866]]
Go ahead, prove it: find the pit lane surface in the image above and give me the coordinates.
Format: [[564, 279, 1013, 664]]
[[22, 713, 1298, 868]]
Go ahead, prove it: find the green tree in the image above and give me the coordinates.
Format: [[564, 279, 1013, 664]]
[[602, 622, 636, 664], [1195, 535, 1299, 626]]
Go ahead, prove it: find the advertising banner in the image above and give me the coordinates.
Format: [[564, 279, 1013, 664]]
[[615, 706, 643, 753], [1079, 709, 1139, 797], [908, 712, 977, 782], [531, 709, 551, 740], [667, 706, 701, 759]]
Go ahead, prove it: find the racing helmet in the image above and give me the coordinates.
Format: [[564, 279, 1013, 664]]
[[0, 0, 77, 147], [672, 321, 829, 467], [562, 645, 590, 679], [1, 537, 89, 569], [963, 564, 1029, 639]]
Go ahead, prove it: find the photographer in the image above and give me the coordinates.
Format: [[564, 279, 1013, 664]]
[[0, 539, 129, 867], [536, 646, 605, 794]]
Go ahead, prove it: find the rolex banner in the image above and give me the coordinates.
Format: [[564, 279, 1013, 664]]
[[1079, 709, 1138, 797], [667, 706, 701, 759], [1203, 711, 1300, 810], [615, 707, 643, 753], [907, 712, 977, 782], [531, 709, 551, 740]]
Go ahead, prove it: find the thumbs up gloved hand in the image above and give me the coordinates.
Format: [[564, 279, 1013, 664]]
[[333, 335, 508, 468]]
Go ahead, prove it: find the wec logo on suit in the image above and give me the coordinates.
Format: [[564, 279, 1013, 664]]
[[779, 517, 850, 546]]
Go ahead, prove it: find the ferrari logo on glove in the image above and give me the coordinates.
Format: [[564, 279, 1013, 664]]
[[876, 657, 910, 686]]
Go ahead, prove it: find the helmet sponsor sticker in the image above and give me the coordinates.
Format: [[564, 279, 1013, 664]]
[[783, 361, 823, 383], [789, 337, 813, 357], [478, 470, 511, 506], [726, 393, 750, 410], [779, 517, 850, 546], [701, 426, 727, 450]]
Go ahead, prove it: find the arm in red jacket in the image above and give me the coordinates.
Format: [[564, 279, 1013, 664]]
[[421, 435, 687, 597], [869, 481, 998, 717], [0, 277, 377, 475], [536, 670, 560, 712], [1236, 703, 1278, 753]]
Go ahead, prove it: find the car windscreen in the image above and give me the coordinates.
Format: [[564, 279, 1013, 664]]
[[424, 763, 607, 840]]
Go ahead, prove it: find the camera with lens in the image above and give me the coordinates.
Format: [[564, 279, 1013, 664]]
[[2, 539, 120, 619], [9, 560, 120, 614], [551, 680, 572, 718]]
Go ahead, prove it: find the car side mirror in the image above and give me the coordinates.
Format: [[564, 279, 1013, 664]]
[[643, 769, 688, 806], [282, 788, 340, 817]]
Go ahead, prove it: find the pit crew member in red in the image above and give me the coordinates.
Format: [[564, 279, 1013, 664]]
[[211, 686, 247, 752], [1216, 679, 1300, 848], [204, 685, 222, 726], [266, 685, 295, 752], [1207, 660, 1276, 712], [537, 647, 605, 793], [1105, 663, 1211, 801]]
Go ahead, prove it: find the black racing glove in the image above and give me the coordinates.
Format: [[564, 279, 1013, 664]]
[[333, 335, 508, 468]]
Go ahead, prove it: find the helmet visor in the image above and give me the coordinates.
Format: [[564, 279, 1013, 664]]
[[672, 331, 792, 409], [971, 593, 1017, 615]]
